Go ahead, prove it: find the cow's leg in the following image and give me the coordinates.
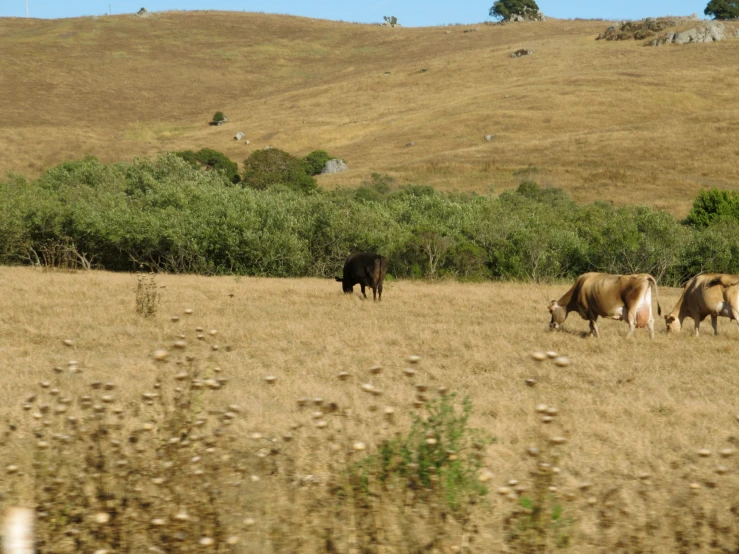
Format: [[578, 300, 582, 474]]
[[694, 317, 700, 337], [360, 284, 367, 299], [648, 316, 655, 340], [372, 286, 377, 301], [732, 309, 739, 334], [626, 310, 636, 337], [712, 315, 719, 336], [589, 319, 600, 338], [378, 283, 383, 302]]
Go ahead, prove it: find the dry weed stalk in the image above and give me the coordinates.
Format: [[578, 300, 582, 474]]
[[135, 272, 160, 318]]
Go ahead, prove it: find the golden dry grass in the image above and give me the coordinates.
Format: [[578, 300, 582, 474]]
[[2, 267, 738, 551], [2, 12, 739, 216]]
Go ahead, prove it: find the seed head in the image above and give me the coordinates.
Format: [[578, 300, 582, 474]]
[[264, 376, 277, 384], [719, 448, 735, 458], [525, 379, 537, 387], [698, 449, 711, 458], [477, 468, 494, 483], [407, 355, 421, 364], [92, 512, 110, 524], [549, 436, 567, 445], [172, 340, 186, 350], [527, 447, 540, 457], [337, 371, 350, 380], [531, 351, 547, 362], [199, 537, 214, 546], [7, 465, 19, 474], [535, 404, 549, 413], [353, 441, 367, 451], [553, 356, 570, 367], [184, 309, 193, 315], [361, 383, 375, 393], [546, 351, 558, 359], [63, 339, 73, 347]]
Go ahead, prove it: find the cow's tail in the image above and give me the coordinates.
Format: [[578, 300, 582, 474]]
[[706, 274, 739, 288], [647, 275, 662, 317]]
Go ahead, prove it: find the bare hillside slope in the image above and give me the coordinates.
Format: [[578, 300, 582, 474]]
[[1, 11, 738, 214]]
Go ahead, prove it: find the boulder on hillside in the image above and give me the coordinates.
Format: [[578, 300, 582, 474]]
[[650, 21, 726, 46], [135, 7, 149, 17], [321, 159, 348, 175], [510, 48, 534, 57]]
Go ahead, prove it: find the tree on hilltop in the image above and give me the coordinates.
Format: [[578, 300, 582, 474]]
[[489, 0, 540, 20], [704, 0, 739, 19]]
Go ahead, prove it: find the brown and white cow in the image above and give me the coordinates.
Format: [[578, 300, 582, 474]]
[[548, 272, 662, 338], [665, 273, 739, 336]]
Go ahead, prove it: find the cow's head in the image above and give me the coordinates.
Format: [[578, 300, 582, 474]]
[[664, 314, 681, 333], [335, 277, 353, 294], [548, 300, 566, 329]]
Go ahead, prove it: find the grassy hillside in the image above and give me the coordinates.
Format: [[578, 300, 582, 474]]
[[1, 11, 739, 215]]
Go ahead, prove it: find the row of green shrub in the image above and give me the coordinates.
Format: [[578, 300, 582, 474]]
[[2, 154, 739, 285]]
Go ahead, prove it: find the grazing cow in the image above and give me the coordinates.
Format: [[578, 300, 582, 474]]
[[665, 273, 739, 336], [335, 253, 388, 301], [548, 272, 661, 338]]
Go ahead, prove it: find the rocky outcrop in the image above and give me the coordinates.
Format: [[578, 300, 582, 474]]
[[597, 15, 698, 41], [321, 159, 348, 175], [651, 21, 726, 45]]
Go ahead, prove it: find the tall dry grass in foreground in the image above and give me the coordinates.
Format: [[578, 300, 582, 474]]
[[1, 266, 738, 552]]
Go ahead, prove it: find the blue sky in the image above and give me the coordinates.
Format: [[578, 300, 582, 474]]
[[1, 1, 711, 25]]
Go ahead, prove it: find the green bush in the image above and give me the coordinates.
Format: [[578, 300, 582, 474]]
[[353, 394, 491, 515], [175, 148, 240, 184], [242, 148, 317, 193], [303, 149, 332, 175], [212, 111, 226, 122], [685, 187, 739, 228]]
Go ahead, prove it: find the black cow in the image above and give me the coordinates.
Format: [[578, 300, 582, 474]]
[[335, 253, 388, 301]]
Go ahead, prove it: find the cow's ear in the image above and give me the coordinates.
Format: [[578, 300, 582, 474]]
[[335, 277, 342, 282]]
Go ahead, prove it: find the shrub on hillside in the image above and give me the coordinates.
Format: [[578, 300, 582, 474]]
[[685, 187, 739, 228], [489, 0, 540, 20], [175, 148, 240, 184], [705, 0, 739, 19], [242, 148, 317, 193], [212, 110, 227, 122], [303, 149, 333, 175]]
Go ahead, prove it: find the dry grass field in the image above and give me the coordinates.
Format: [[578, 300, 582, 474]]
[[2, 266, 739, 552], [2, 12, 739, 215]]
